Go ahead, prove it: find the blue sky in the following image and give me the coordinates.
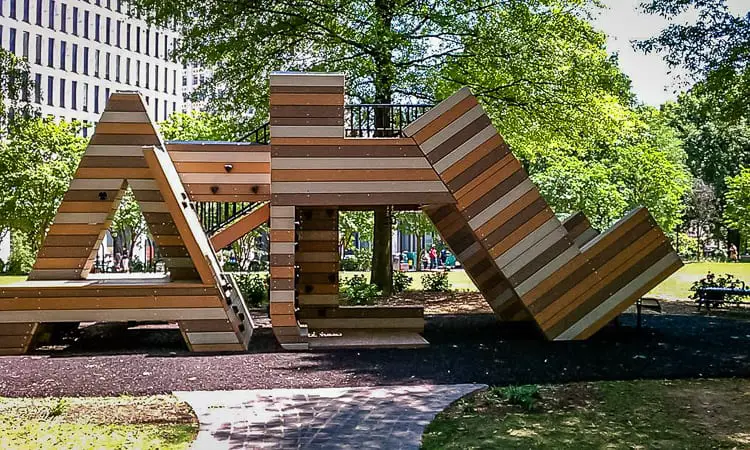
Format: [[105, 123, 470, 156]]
[[595, 0, 748, 106]]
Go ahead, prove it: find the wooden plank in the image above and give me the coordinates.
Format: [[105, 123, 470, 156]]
[[178, 319, 234, 333], [190, 343, 245, 352], [0, 307, 230, 322], [211, 204, 270, 249], [270, 93, 344, 106], [272, 192, 456, 207], [169, 151, 270, 163], [270, 145, 423, 158], [174, 162, 270, 173], [185, 331, 240, 345], [0, 323, 36, 335], [272, 169, 439, 182], [272, 157, 432, 170]]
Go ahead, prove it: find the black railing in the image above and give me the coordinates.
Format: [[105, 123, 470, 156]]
[[345, 104, 433, 138], [238, 122, 270, 144], [196, 201, 256, 235]]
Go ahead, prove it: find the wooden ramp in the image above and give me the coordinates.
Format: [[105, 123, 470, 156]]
[[210, 203, 270, 249], [0, 93, 253, 354], [403, 88, 683, 340]]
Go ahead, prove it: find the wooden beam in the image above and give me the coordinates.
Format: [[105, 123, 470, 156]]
[[210, 203, 270, 249]]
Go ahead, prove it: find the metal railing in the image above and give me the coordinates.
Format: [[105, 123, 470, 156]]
[[237, 122, 270, 144], [345, 104, 433, 138], [196, 201, 257, 235]]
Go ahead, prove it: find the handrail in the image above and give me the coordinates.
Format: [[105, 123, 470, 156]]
[[196, 201, 257, 235], [345, 103, 433, 138]]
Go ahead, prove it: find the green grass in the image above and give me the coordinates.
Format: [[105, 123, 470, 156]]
[[422, 379, 750, 449], [341, 261, 750, 300], [0, 396, 197, 450], [0, 276, 25, 285], [648, 262, 750, 300]]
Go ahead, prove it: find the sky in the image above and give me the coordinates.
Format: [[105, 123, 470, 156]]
[[594, 0, 748, 106]]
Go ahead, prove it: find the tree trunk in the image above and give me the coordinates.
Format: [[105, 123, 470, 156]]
[[371, 205, 392, 295], [415, 233, 423, 272]]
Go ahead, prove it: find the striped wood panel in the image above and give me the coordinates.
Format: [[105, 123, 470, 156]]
[[166, 142, 271, 202], [0, 322, 38, 355], [269, 72, 345, 139], [269, 205, 308, 349], [405, 88, 682, 340]]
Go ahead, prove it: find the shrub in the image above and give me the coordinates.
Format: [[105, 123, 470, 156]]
[[340, 274, 381, 305], [340, 255, 359, 271], [352, 247, 372, 270], [234, 273, 269, 307], [392, 270, 412, 293], [421, 270, 451, 292], [487, 385, 540, 411], [6, 232, 34, 275], [689, 271, 746, 305]]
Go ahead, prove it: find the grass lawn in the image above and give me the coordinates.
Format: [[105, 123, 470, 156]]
[[422, 378, 750, 449], [342, 261, 750, 301], [0, 395, 197, 450], [0, 276, 25, 285]]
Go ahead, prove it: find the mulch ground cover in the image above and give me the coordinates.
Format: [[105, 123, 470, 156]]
[[1, 293, 749, 397]]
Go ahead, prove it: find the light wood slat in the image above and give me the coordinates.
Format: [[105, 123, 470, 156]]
[[0, 308, 229, 322], [185, 331, 240, 345], [271, 181, 448, 194], [173, 162, 270, 173], [403, 87, 470, 137], [270, 126, 343, 138], [421, 104, 485, 153], [270, 73, 345, 86], [272, 137, 415, 146], [52, 213, 109, 224], [270, 93, 344, 106], [272, 157, 432, 170], [0, 296, 221, 310], [98, 111, 151, 123], [86, 145, 150, 156], [69, 179, 127, 190], [434, 125, 497, 173], [272, 169, 439, 182], [168, 151, 270, 162]]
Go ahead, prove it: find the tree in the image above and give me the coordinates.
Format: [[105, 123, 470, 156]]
[[638, 0, 750, 121], [110, 188, 149, 266], [159, 110, 245, 141], [394, 211, 436, 271], [0, 118, 87, 252], [682, 179, 720, 259], [0, 49, 36, 135], [725, 167, 750, 251], [339, 211, 374, 255]]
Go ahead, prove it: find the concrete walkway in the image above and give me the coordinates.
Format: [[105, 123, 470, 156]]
[[175, 384, 485, 449]]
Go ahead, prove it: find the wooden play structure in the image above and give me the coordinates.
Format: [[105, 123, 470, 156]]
[[0, 72, 682, 354]]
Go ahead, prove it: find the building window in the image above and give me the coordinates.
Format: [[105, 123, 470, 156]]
[[22, 0, 28, 22], [47, 0, 54, 30], [145, 62, 149, 88], [71, 80, 77, 109], [60, 3, 66, 32], [135, 60, 140, 86], [59, 40, 65, 70], [94, 49, 99, 77], [46, 75, 53, 106], [21, 31, 28, 58], [47, 37, 53, 67], [71, 6, 77, 35], [9, 0, 16, 19], [71, 43, 77, 72], [154, 32, 159, 58], [94, 85, 99, 113], [115, 54, 120, 81], [34, 34, 41, 64], [154, 101, 158, 120], [104, 87, 109, 103], [34, 73, 41, 103], [126, 23, 130, 49], [82, 82, 88, 111], [105, 17, 110, 44], [83, 46, 88, 74], [173, 70, 177, 95], [83, 11, 89, 39], [116, 20, 120, 47], [163, 99, 167, 120], [104, 52, 110, 80], [163, 66, 168, 93], [145, 29, 149, 55], [135, 26, 140, 52], [116, 0, 121, 12], [94, 14, 100, 42], [59, 78, 65, 107], [163, 35, 168, 61], [35, 0, 42, 25], [9, 28, 16, 54], [154, 64, 158, 91], [125, 57, 130, 84]]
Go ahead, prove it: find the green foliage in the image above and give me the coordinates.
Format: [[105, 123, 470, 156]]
[[421, 271, 452, 292], [392, 270, 412, 293], [158, 110, 244, 141], [110, 188, 149, 261], [0, 118, 87, 252], [673, 233, 701, 260], [6, 232, 34, 275], [46, 399, 68, 419], [233, 273, 269, 307], [395, 211, 437, 265], [339, 211, 373, 253], [487, 385, 541, 411], [0, 49, 37, 135], [725, 167, 750, 241], [341, 247, 372, 271], [340, 274, 381, 306]]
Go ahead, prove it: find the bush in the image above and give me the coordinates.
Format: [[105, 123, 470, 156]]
[[392, 270, 412, 293], [352, 247, 372, 270], [689, 271, 746, 305], [6, 232, 34, 275], [673, 233, 701, 260], [340, 255, 359, 271], [487, 385, 540, 411], [340, 274, 381, 305], [233, 273, 269, 307], [421, 270, 451, 292]]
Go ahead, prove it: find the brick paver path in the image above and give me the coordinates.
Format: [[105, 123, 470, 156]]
[[175, 384, 485, 449]]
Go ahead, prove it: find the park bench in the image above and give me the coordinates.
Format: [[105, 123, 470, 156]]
[[635, 297, 662, 329], [696, 283, 750, 311]]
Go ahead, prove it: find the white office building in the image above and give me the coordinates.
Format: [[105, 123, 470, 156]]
[[0, 0, 185, 134]]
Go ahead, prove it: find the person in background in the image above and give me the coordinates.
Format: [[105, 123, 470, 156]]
[[121, 253, 130, 273], [729, 244, 739, 262], [422, 250, 429, 271], [429, 245, 438, 270], [440, 248, 447, 268]]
